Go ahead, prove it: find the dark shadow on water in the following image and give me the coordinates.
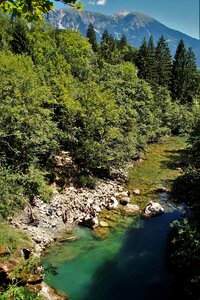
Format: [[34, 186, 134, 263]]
[[82, 211, 190, 300]]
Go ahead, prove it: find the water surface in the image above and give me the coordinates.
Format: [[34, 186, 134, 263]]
[[43, 136, 188, 300]]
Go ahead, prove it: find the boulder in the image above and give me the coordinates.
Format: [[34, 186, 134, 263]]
[[144, 201, 164, 216], [82, 216, 99, 229], [107, 197, 118, 210], [120, 197, 131, 206], [123, 204, 140, 213]]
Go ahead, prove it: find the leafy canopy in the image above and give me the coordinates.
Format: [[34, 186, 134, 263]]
[[0, 0, 83, 20]]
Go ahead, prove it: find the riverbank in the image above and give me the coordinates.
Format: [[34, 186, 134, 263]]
[[10, 178, 128, 252]]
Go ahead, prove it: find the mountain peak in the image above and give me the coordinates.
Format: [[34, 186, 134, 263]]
[[116, 9, 130, 17]]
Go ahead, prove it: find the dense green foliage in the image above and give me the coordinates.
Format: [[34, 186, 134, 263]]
[[0, 286, 42, 300], [0, 14, 199, 218], [0, 13, 199, 299], [0, 0, 83, 20], [170, 219, 200, 296]]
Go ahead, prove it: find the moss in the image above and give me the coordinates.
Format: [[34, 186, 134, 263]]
[[127, 135, 187, 209]]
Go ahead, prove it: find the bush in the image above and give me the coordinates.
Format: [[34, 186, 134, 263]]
[[76, 173, 98, 189], [0, 286, 42, 300], [169, 219, 200, 296], [0, 168, 27, 219]]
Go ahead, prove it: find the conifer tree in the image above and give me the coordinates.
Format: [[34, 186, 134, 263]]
[[86, 23, 98, 52], [10, 18, 30, 54], [100, 30, 120, 64], [171, 39, 197, 102], [135, 37, 148, 80], [155, 36, 172, 87], [118, 35, 127, 49], [146, 35, 157, 84]]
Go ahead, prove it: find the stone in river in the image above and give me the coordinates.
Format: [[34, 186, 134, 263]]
[[123, 204, 140, 213], [144, 201, 164, 216]]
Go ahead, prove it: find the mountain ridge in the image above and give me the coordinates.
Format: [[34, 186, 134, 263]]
[[46, 8, 200, 65]]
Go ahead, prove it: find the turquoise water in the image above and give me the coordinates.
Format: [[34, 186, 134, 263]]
[[43, 137, 188, 300], [43, 202, 187, 300]]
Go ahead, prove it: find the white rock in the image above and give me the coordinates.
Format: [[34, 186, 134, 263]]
[[144, 201, 164, 216], [107, 197, 118, 210], [133, 189, 141, 195]]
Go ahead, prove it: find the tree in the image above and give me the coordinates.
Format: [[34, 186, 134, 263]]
[[10, 17, 30, 54], [135, 38, 148, 80], [0, 0, 83, 21], [100, 30, 121, 64], [118, 35, 127, 50], [171, 39, 197, 103], [155, 35, 172, 87], [86, 23, 98, 52], [146, 35, 157, 85]]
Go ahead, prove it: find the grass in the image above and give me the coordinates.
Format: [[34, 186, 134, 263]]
[[0, 222, 32, 262]]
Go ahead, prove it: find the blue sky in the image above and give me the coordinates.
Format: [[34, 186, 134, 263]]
[[55, 0, 199, 39]]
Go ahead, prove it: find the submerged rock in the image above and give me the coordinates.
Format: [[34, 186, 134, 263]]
[[123, 204, 140, 214], [99, 221, 109, 228], [144, 201, 164, 216]]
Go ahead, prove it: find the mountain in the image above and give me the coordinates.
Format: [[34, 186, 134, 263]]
[[46, 8, 200, 65]]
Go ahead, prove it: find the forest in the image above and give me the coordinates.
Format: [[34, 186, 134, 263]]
[[0, 11, 200, 299]]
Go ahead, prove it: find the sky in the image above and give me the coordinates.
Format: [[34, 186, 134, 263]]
[[55, 0, 199, 39]]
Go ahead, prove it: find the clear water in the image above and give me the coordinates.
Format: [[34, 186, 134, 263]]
[[43, 136, 188, 300], [43, 203, 187, 300]]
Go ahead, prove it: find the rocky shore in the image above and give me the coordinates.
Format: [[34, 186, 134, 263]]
[[11, 178, 129, 252]]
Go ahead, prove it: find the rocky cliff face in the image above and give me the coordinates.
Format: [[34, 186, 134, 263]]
[[46, 8, 200, 65]]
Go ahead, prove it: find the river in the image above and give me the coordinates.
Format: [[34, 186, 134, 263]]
[[43, 136, 189, 300]]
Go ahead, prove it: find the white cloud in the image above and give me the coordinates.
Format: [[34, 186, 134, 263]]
[[97, 0, 106, 5], [89, 0, 107, 6]]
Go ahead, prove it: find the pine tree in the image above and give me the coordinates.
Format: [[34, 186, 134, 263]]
[[118, 35, 127, 49], [10, 18, 30, 54], [136, 36, 157, 85], [135, 37, 148, 79], [155, 36, 172, 87], [171, 39, 197, 102], [100, 30, 121, 64], [146, 35, 157, 84], [86, 23, 98, 52]]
